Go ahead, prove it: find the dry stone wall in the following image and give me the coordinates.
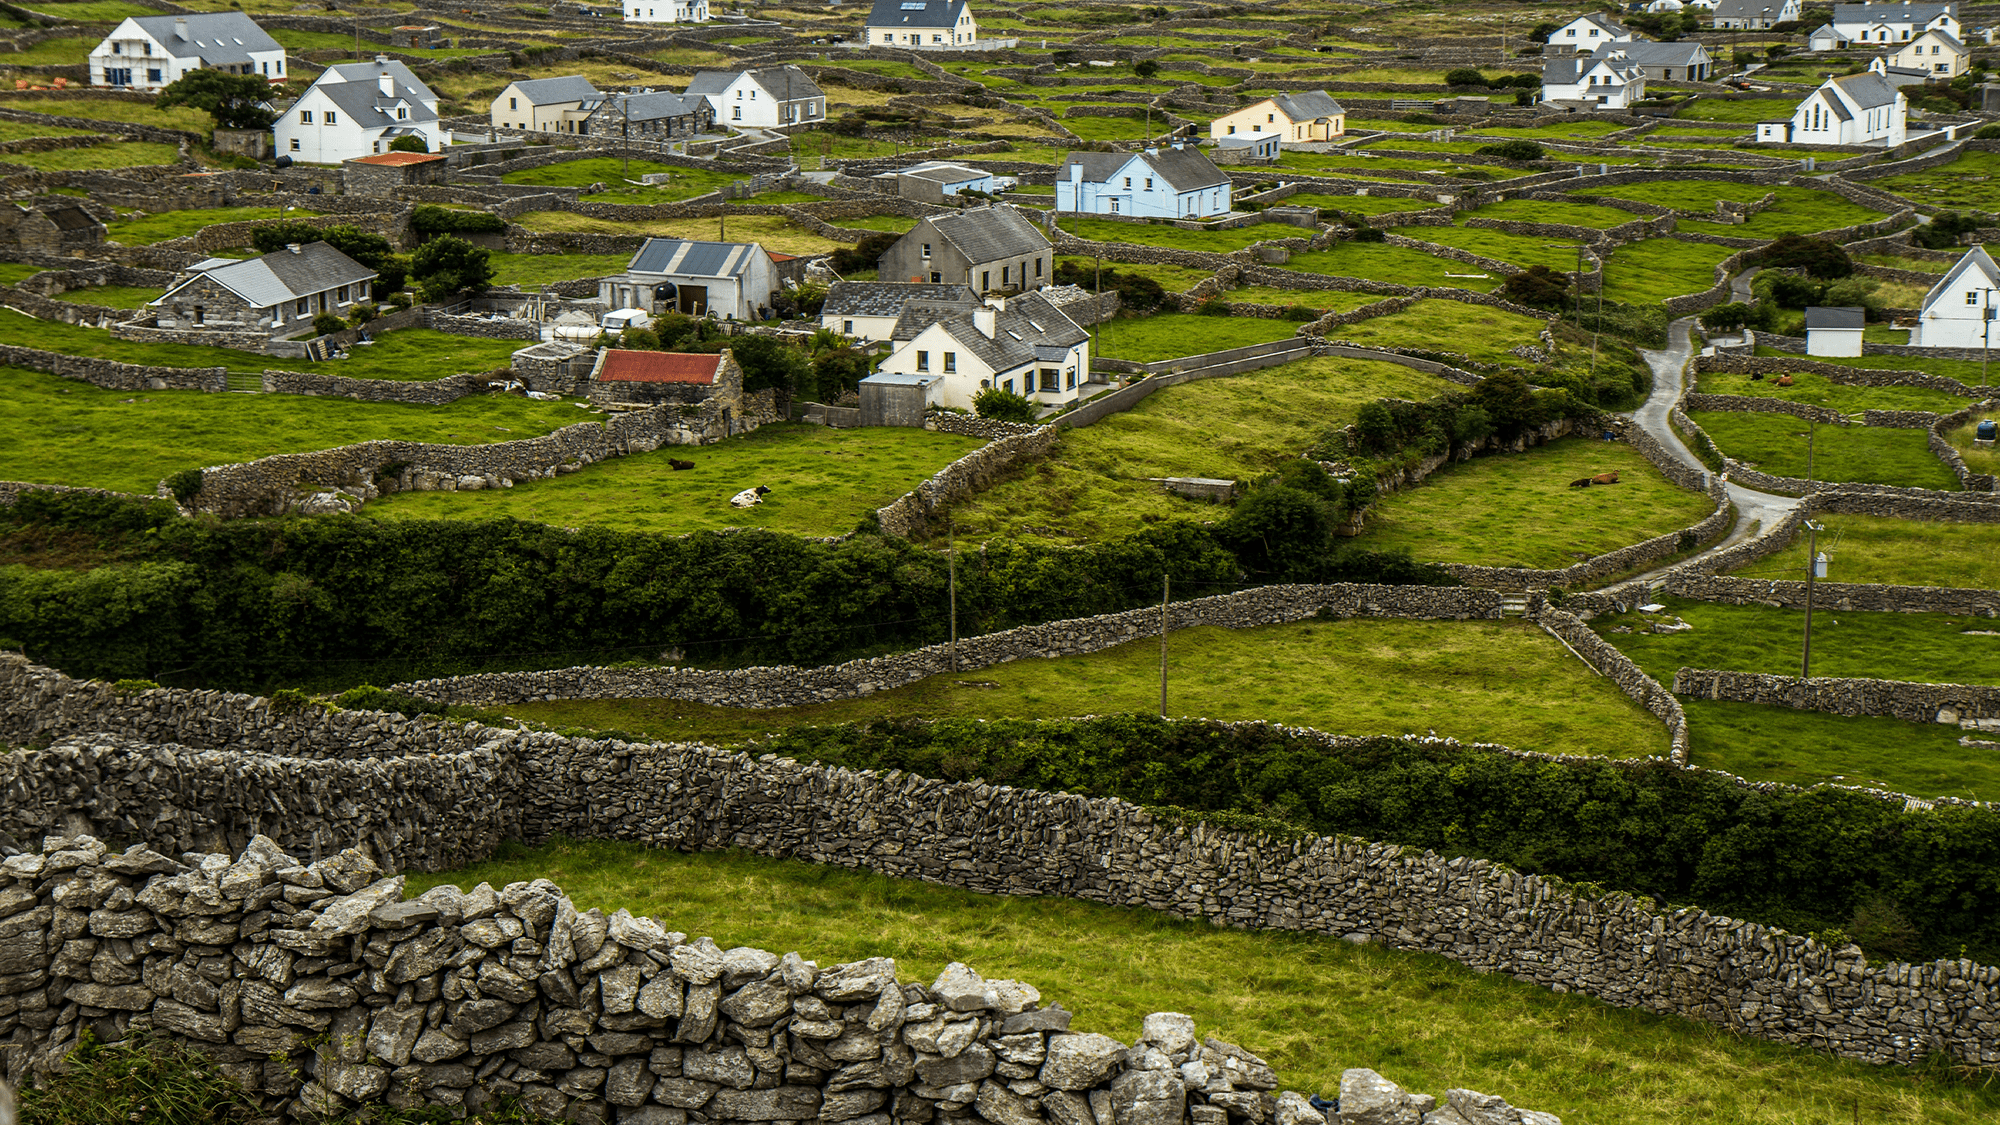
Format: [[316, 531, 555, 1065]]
[[0, 343, 224, 394], [1673, 667, 2000, 724], [875, 425, 1060, 539], [258, 370, 494, 405]]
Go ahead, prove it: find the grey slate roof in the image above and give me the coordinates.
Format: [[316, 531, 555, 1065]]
[[627, 238, 768, 278], [823, 281, 977, 318], [1921, 245, 2000, 309], [1144, 146, 1228, 192], [1712, 0, 1786, 21], [1617, 41, 1709, 66], [314, 58, 438, 114], [686, 66, 825, 103], [1805, 306, 1866, 329], [925, 291, 1088, 375], [1832, 2, 1954, 23], [317, 78, 440, 130], [1574, 12, 1630, 35], [865, 0, 967, 29], [918, 205, 1050, 265], [895, 161, 991, 184], [157, 241, 375, 308], [511, 75, 601, 105], [1925, 28, 1967, 50], [126, 13, 280, 66], [1832, 70, 1900, 109], [610, 90, 706, 122], [1268, 90, 1347, 122]]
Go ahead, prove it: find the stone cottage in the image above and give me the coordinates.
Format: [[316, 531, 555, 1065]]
[[0, 202, 104, 257], [342, 150, 448, 197], [876, 204, 1051, 295], [149, 241, 377, 338], [588, 347, 742, 409]]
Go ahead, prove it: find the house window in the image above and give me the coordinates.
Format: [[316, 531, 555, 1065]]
[[1039, 368, 1058, 392], [1066, 367, 1076, 389], [1968, 291, 1980, 305], [944, 353, 956, 373], [147, 69, 161, 84], [336, 286, 348, 302], [930, 272, 941, 283], [325, 112, 337, 125], [1266, 113, 1274, 122], [1109, 199, 1119, 214], [1002, 266, 1010, 285], [1227, 125, 1236, 134], [980, 271, 990, 290], [1001, 377, 1012, 394], [510, 97, 518, 109], [732, 106, 741, 120], [843, 319, 853, 333], [922, 242, 931, 258], [916, 350, 929, 371], [289, 138, 299, 151], [398, 108, 406, 120], [1144, 177, 1153, 189], [192, 306, 203, 325], [1035, 258, 1042, 278], [112, 43, 121, 54], [296, 299, 309, 315], [301, 110, 313, 123]]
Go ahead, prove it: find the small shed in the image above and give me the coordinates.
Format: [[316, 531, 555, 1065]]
[[588, 347, 745, 413], [511, 339, 596, 394], [1805, 306, 1865, 358], [1213, 134, 1280, 164], [859, 370, 942, 426], [343, 150, 449, 197]]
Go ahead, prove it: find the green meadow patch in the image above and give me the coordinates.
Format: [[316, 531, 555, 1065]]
[[1090, 314, 1298, 362], [1693, 367, 1970, 413], [1689, 410, 1960, 491], [1600, 239, 1734, 305]]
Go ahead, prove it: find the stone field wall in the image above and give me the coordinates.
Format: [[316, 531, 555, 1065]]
[[1673, 667, 2000, 724]]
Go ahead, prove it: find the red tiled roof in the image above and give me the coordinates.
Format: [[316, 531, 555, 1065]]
[[768, 251, 800, 262], [350, 151, 445, 166], [599, 350, 723, 384]]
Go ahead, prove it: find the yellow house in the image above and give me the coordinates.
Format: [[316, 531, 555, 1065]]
[[1883, 27, 1967, 77], [1207, 91, 1346, 145]]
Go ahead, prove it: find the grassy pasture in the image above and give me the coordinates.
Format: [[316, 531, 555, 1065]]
[[0, 262, 42, 286], [0, 120, 95, 142], [1854, 252, 1951, 274], [487, 251, 632, 288], [1058, 257, 1217, 293], [1322, 299, 1547, 368], [1749, 512, 2000, 590], [0, 365, 583, 493], [1874, 148, 2000, 213], [1600, 238, 1734, 306], [364, 424, 984, 537], [53, 284, 155, 309], [1276, 150, 1526, 179], [504, 157, 746, 203], [1281, 193, 1442, 216], [0, 97, 211, 135], [945, 357, 1451, 544], [1458, 198, 1642, 229], [107, 206, 321, 246], [1602, 595, 2000, 683], [6, 140, 181, 170], [503, 617, 1667, 759], [1751, 345, 1998, 383], [1398, 225, 1583, 272], [1678, 185, 1885, 238], [1280, 244, 1502, 292], [1059, 217, 1281, 253], [512, 212, 849, 256], [1217, 286, 1382, 312], [1358, 437, 1717, 570], [1690, 410, 1960, 491], [1682, 698, 2000, 805], [0, 35, 93, 65], [1673, 97, 1802, 122], [1692, 368, 1970, 413], [403, 838, 2000, 1125], [1091, 314, 1298, 362]]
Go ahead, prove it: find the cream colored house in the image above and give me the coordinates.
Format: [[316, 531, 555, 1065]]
[[1883, 27, 1969, 77], [1207, 91, 1346, 145]]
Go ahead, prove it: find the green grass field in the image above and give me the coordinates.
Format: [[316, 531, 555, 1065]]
[[502, 618, 1668, 759], [486, 250, 632, 288], [1397, 225, 1584, 273], [1091, 314, 1298, 362], [364, 423, 984, 537], [0, 97, 212, 135], [1673, 97, 1802, 123], [504, 157, 746, 204], [6, 141, 181, 171], [1854, 252, 1951, 275], [1677, 185, 1885, 239], [267, 28, 493, 58], [1280, 244, 1502, 292], [1359, 437, 1717, 570], [1059, 257, 1218, 294], [401, 839, 2000, 1125], [1693, 367, 1970, 413], [52, 284, 155, 309], [1458, 198, 1642, 229], [0, 35, 93, 65], [1682, 697, 2000, 803], [1736, 511, 2000, 590], [1275, 150, 1526, 180], [1690, 410, 1960, 490], [0, 120, 96, 142], [1059, 217, 1281, 254], [839, 215, 921, 234], [1323, 299, 1547, 369], [106, 206, 321, 246], [0, 365, 585, 493], [1285, 193, 1441, 216], [1874, 148, 2000, 213], [1600, 238, 1734, 306], [0, 262, 42, 286], [1217, 286, 1383, 312], [1750, 345, 1997, 384], [946, 357, 1451, 544]]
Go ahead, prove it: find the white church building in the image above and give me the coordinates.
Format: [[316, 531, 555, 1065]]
[[1754, 68, 1906, 146]]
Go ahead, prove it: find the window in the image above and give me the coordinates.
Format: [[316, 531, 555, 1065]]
[[882, 33, 893, 42], [929, 272, 941, 283], [916, 350, 929, 371], [336, 286, 349, 302], [1002, 266, 1010, 285], [113, 42, 122, 54], [275, 60, 282, 75], [1039, 368, 1058, 392], [192, 306, 203, 325], [147, 69, 161, 84], [1066, 367, 1076, 389], [1109, 199, 1119, 214], [289, 138, 299, 152], [510, 97, 518, 110], [300, 110, 313, 124], [843, 319, 853, 333], [732, 106, 741, 120], [1144, 177, 1153, 189], [943, 352, 956, 373], [1968, 291, 1981, 306], [296, 299, 309, 316], [1266, 113, 1274, 122], [980, 271, 990, 290], [1034, 258, 1042, 278], [921, 242, 932, 258], [1001, 377, 1012, 394], [325, 112, 337, 125], [1227, 125, 1236, 134], [1123, 176, 1131, 188], [397, 108, 407, 120]]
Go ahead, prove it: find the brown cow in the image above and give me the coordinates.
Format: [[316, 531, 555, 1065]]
[[669, 459, 696, 470], [1775, 375, 1794, 387], [1591, 471, 1620, 485], [1569, 477, 1593, 488]]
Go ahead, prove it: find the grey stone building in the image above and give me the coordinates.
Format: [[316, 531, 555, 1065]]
[[582, 89, 714, 140], [876, 204, 1051, 295], [149, 241, 377, 337], [342, 150, 448, 197], [0, 202, 104, 257], [587, 347, 743, 411]]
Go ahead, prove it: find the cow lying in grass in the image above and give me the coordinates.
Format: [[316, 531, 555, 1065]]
[[729, 485, 771, 508], [1569, 471, 1620, 488]]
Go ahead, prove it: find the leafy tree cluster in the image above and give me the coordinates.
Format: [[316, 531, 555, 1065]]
[[828, 232, 899, 276], [410, 234, 494, 303], [754, 715, 2000, 964], [1053, 258, 1169, 312], [409, 204, 508, 243], [613, 311, 726, 354], [1752, 270, 1885, 322], [155, 70, 274, 133], [1913, 211, 1982, 251], [1501, 264, 1571, 309], [1475, 139, 1545, 161], [249, 221, 406, 299], [1754, 232, 1852, 279], [973, 386, 1036, 423], [1445, 69, 1542, 90]]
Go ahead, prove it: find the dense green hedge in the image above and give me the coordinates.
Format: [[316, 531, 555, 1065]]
[[751, 716, 2000, 965], [0, 493, 1447, 690]]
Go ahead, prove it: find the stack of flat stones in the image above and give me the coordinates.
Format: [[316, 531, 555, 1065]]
[[0, 833, 1562, 1125]]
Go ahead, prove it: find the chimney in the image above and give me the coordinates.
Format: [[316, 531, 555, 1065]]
[[971, 306, 996, 337], [379, 71, 394, 97], [286, 243, 302, 254], [173, 16, 187, 40], [375, 54, 391, 64]]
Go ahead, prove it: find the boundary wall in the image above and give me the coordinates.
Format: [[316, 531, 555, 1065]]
[[1673, 667, 2000, 724]]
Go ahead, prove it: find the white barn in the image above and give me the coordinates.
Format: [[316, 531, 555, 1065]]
[[1911, 246, 2000, 349]]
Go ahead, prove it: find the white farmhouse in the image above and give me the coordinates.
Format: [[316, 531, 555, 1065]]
[[1883, 27, 1969, 76], [876, 291, 1091, 410], [684, 66, 826, 130], [275, 57, 444, 163], [624, 0, 709, 23], [820, 281, 977, 343], [1911, 246, 2000, 349], [1541, 47, 1648, 109], [1054, 146, 1231, 219], [1827, 1, 1959, 45], [91, 13, 285, 91], [491, 75, 601, 134], [1753, 69, 1905, 146], [1710, 0, 1802, 29], [864, 0, 979, 48], [1617, 40, 1714, 83], [601, 237, 781, 321], [1547, 13, 1634, 52]]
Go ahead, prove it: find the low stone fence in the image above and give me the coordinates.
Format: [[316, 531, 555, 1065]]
[[1442, 476, 1732, 593], [1534, 606, 1689, 764], [1694, 352, 1984, 396], [1669, 570, 2000, 617], [874, 424, 1060, 539], [1673, 667, 2000, 724], [428, 311, 543, 341], [260, 369, 495, 405], [1844, 136, 2000, 182], [1684, 391, 1864, 425], [110, 320, 274, 352], [0, 342, 225, 393]]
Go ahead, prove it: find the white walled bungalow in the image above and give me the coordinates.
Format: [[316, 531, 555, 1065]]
[[1542, 47, 1648, 109], [601, 237, 780, 321], [1753, 69, 1905, 146], [1207, 91, 1346, 144], [91, 13, 285, 91], [491, 75, 602, 133], [864, 0, 979, 48], [1618, 40, 1714, 83], [1710, 0, 1802, 29], [1883, 27, 1969, 76], [274, 57, 444, 163], [1912, 246, 2000, 349], [1548, 13, 1634, 52], [149, 241, 376, 337], [1827, 2, 1959, 45], [624, 0, 709, 23], [684, 66, 825, 130], [876, 291, 1090, 410], [1054, 146, 1231, 219]]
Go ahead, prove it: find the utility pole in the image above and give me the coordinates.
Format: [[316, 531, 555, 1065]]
[[1158, 574, 1169, 717], [1800, 511, 1823, 679], [948, 516, 958, 673]]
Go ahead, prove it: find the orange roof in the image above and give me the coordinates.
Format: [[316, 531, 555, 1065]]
[[768, 251, 800, 262], [350, 151, 445, 166], [599, 350, 723, 384]]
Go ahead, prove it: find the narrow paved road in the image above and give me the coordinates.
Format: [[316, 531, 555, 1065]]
[[1612, 316, 1800, 589]]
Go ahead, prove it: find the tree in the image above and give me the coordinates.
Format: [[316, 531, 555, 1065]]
[[409, 234, 494, 303], [1699, 302, 1755, 333], [155, 70, 275, 133], [972, 387, 1035, 423], [811, 346, 873, 403], [1444, 68, 1488, 88], [729, 334, 813, 414], [1134, 59, 1161, 79], [1501, 264, 1570, 309], [1759, 233, 1851, 279], [830, 232, 900, 276], [1915, 211, 1981, 250], [387, 135, 428, 154]]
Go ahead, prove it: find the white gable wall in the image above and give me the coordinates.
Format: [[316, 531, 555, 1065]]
[[624, 0, 708, 22], [1550, 16, 1631, 52], [1914, 259, 2000, 348], [91, 18, 286, 91]]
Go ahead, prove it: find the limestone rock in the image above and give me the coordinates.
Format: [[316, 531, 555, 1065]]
[[915, 1042, 995, 1087], [975, 1079, 1046, 1125], [1339, 1069, 1421, 1125], [607, 1057, 654, 1106], [719, 979, 792, 1026], [1141, 1013, 1197, 1055], [638, 973, 685, 1019], [817, 957, 898, 1002], [368, 1005, 425, 1068], [412, 1028, 468, 1064], [684, 1045, 756, 1089], [1044, 1088, 1097, 1125], [1111, 1064, 1184, 1125], [708, 1085, 824, 1120], [653, 1077, 721, 1108], [309, 876, 405, 937], [1041, 1033, 1127, 1090]]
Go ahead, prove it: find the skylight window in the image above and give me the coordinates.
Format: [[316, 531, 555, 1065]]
[[1005, 330, 1021, 340], [1026, 319, 1043, 331], [900, 2, 926, 8]]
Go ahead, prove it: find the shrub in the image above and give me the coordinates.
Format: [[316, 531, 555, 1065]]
[[1913, 210, 1981, 250], [165, 468, 203, 504], [334, 684, 446, 717], [16, 1030, 261, 1125], [349, 303, 378, 325], [1280, 305, 1317, 322], [1757, 232, 1851, 279], [973, 386, 1036, 423], [1135, 59, 1161, 79], [268, 688, 310, 715], [410, 204, 507, 241], [1475, 139, 1544, 161], [111, 678, 160, 694], [387, 134, 428, 153], [1196, 298, 1233, 316], [410, 234, 495, 302], [311, 311, 347, 337], [829, 232, 899, 275], [1443, 67, 1488, 87], [1500, 264, 1570, 309]]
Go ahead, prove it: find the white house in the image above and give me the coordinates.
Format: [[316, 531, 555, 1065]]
[[1808, 22, 1844, 49], [820, 281, 977, 343], [876, 291, 1091, 410], [1542, 47, 1648, 109], [90, 13, 285, 91], [1753, 69, 1905, 145], [1618, 40, 1714, 82], [864, 0, 979, 48], [1646, 0, 1684, 12], [1710, 0, 1802, 29], [491, 75, 601, 133], [1804, 306, 1866, 357], [1208, 91, 1346, 144], [601, 237, 780, 321], [1911, 246, 2000, 348], [1883, 27, 1969, 76], [683, 66, 826, 130], [1054, 146, 1231, 219], [1827, 1, 1959, 45], [275, 57, 444, 163], [624, 0, 708, 23], [1548, 13, 1634, 52]]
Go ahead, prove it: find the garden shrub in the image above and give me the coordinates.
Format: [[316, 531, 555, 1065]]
[[1475, 139, 1544, 161], [973, 387, 1036, 423]]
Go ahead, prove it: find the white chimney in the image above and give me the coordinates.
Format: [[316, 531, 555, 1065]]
[[972, 307, 996, 337], [173, 17, 187, 40], [379, 71, 394, 96], [375, 54, 391, 64], [286, 243, 302, 254]]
